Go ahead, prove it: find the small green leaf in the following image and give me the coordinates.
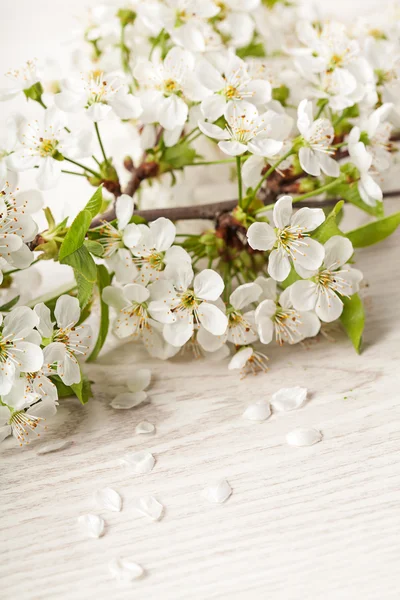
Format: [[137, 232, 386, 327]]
[[0, 295, 20, 311], [51, 372, 93, 405], [61, 245, 97, 283], [161, 142, 198, 170], [44, 207, 56, 230], [23, 81, 44, 103], [84, 185, 103, 218], [346, 211, 400, 248], [59, 210, 92, 261], [87, 265, 111, 362], [74, 270, 94, 309], [340, 294, 365, 353], [313, 201, 344, 243], [84, 240, 104, 257]]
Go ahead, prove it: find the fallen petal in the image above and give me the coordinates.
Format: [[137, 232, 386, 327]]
[[121, 450, 155, 474], [271, 387, 307, 412], [127, 369, 152, 393], [203, 479, 232, 504], [243, 401, 271, 421], [135, 421, 155, 435], [111, 391, 147, 410], [109, 558, 144, 582], [132, 496, 164, 521], [36, 440, 73, 455], [286, 428, 322, 447], [78, 514, 105, 538], [95, 487, 122, 512]]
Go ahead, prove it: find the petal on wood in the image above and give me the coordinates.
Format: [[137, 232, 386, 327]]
[[36, 440, 73, 455], [109, 558, 144, 582], [135, 421, 155, 435], [286, 428, 322, 447], [78, 514, 105, 538], [271, 387, 308, 412], [110, 391, 147, 410], [127, 368, 152, 393], [132, 496, 164, 521], [121, 451, 155, 474], [243, 401, 271, 421], [202, 480, 232, 504], [95, 487, 122, 512]]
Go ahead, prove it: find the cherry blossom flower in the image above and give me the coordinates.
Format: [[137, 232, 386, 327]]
[[160, 0, 221, 53], [348, 137, 383, 207], [55, 72, 142, 122], [255, 284, 320, 345], [197, 282, 262, 351], [0, 307, 43, 396], [148, 264, 228, 347], [0, 378, 56, 445], [8, 107, 92, 189], [0, 59, 41, 102], [97, 194, 138, 258], [197, 53, 271, 122], [228, 346, 269, 376], [289, 236, 363, 322], [199, 101, 284, 157], [348, 103, 393, 172], [247, 195, 325, 282], [35, 296, 92, 386], [297, 99, 340, 177], [214, 0, 261, 49], [134, 47, 205, 131]]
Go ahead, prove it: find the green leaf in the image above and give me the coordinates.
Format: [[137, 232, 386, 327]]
[[84, 185, 103, 218], [333, 180, 384, 218], [87, 265, 111, 362], [313, 201, 344, 243], [84, 240, 104, 257], [59, 210, 92, 261], [161, 142, 198, 170], [74, 270, 94, 309], [51, 372, 93, 405], [0, 295, 20, 311], [61, 245, 97, 283], [237, 40, 266, 59], [346, 211, 400, 248], [340, 294, 365, 353]]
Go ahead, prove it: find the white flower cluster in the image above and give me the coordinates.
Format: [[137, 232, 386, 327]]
[[0, 296, 92, 445], [0, 0, 399, 445], [101, 195, 362, 372]]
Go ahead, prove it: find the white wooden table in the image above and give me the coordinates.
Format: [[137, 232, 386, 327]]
[[1, 200, 400, 600]]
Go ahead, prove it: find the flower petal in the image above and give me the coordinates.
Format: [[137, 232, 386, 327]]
[[121, 450, 155, 474], [116, 194, 135, 230], [323, 235, 353, 270], [198, 120, 229, 140], [299, 147, 320, 177], [229, 282, 262, 310], [247, 222, 276, 251], [78, 514, 105, 538], [315, 288, 344, 322], [194, 269, 224, 301], [289, 280, 318, 312], [135, 421, 155, 435], [273, 195, 293, 229], [218, 140, 248, 155], [268, 248, 291, 282], [123, 284, 150, 304], [36, 440, 73, 455], [55, 295, 80, 328], [132, 496, 164, 521], [286, 428, 322, 447], [150, 217, 176, 252], [291, 207, 325, 232], [95, 488, 122, 512], [271, 387, 307, 411], [111, 391, 147, 410], [243, 401, 271, 421], [198, 303, 228, 336], [126, 368, 151, 393], [203, 480, 232, 504], [109, 558, 144, 582], [293, 238, 325, 272]]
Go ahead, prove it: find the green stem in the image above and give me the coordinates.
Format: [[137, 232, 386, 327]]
[[189, 158, 237, 167], [61, 169, 87, 177], [94, 122, 108, 165], [180, 126, 199, 144], [63, 158, 101, 178], [236, 156, 243, 206], [37, 97, 47, 109], [315, 100, 328, 120]]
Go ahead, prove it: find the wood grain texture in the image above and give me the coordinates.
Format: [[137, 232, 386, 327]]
[[1, 201, 400, 600]]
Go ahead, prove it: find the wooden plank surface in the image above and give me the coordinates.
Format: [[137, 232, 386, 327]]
[[1, 200, 400, 600]]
